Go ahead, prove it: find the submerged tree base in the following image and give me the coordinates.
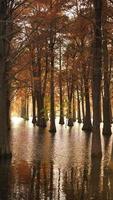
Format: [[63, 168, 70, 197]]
[[39, 118, 47, 128], [59, 117, 64, 125], [32, 117, 37, 124], [73, 117, 76, 122], [36, 118, 47, 128], [49, 121, 56, 133], [68, 118, 74, 127], [103, 127, 112, 137], [82, 122, 92, 133], [49, 127, 56, 133], [78, 119, 82, 123]]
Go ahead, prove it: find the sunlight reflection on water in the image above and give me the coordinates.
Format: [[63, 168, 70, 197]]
[[0, 118, 113, 200]]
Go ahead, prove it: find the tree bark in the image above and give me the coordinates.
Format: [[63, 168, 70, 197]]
[[102, 0, 112, 136], [21, 98, 26, 119], [91, 0, 102, 157], [73, 92, 76, 122], [59, 41, 64, 125], [49, 37, 56, 133], [32, 92, 36, 124], [81, 83, 85, 122], [82, 73, 92, 132], [0, 1, 12, 158], [77, 86, 82, 123], [68, 99, 73, 127], [36, 54, 47, 128]]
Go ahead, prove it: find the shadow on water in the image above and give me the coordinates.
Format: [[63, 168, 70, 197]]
[[0, 160, 11, 200], [0, 119, 113, 199]]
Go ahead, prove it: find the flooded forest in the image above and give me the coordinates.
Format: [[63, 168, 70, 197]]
[[0, 0, 113, 199]]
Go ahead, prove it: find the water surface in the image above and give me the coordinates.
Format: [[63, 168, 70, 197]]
[[0, 117, 113, 200]]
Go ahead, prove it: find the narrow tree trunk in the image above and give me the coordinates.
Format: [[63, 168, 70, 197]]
[[36, 54, 47, 128], [82, 76, 92, 132], [45, 98, 49, 121], [21, 98, 26, 119], [102, 0, 112, 136], [68, 99, 73, 127], [32, 92, 36, 124], [81, 84, 85, 122], [0, 1, 12, 158], [59, 41, 64, 125], [99, 92, 102, 123], [77, 86, 82, 123], [39, 96, 47, 128], [0, 84, 12, 158], [25, 95, 29, 120], [91, 0, 102, 157], [36, 93, 45, 127], [49, 41, 56, 133], [109, 57, 113, 123], [7, 92, 11, 131], [73, 92, 76, 122]]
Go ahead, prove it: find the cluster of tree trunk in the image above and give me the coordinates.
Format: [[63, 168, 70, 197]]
[[0, 0, 113, 160]]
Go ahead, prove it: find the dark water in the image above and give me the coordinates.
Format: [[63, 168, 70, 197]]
[[0, 117, 113, 200]]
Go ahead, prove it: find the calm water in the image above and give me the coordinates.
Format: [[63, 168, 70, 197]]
[[0, 118, 113, 200]]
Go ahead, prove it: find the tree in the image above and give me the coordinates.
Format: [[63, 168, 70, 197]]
[[91, 0, 102, 157], [102, 0, 112, 136], [0, 1, 12, 158], [58, 38, 64, 125]]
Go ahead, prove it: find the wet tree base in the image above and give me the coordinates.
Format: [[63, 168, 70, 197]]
[[102, 127, 112, 137], [73, 118, 76, 122], [49, 127, 56, 133], [78, 119, 82, 123], [68, 118, 74, 127], [59, 117, 64, 125], [40, 118, 47, 128], [82, 123, 92, 133], [32, 118, 37, 124], [36, 119, 47, 128]]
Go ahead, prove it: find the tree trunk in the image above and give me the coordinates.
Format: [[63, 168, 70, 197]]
[[25, 95, 29, 120], [77, 86, 82, 123], [49, 42, 56, 133], [91, 0, 102, 157], [32, 92, 36, 124], [73, 92, 76, 122], [81, 84, 85, 123], [21, 98, 26, 119], [36, 54, 47, 128], [0, 84, 12, 158], [0, 1, 12, 158], [7, 92, 11, 131], [102, 0, 112, 136], [82, 76, 92, 132], [40, 97, 47, 128], [37, 94, 46, 128], [59, 42, 64, 125], [68, 99, 73, 127]]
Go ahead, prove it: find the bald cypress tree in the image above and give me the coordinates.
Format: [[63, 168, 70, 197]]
[[91, 0, 102, 157], [0, 1, 12, 158]]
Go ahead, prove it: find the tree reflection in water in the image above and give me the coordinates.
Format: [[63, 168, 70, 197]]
[[0, 121, 113, 200]]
